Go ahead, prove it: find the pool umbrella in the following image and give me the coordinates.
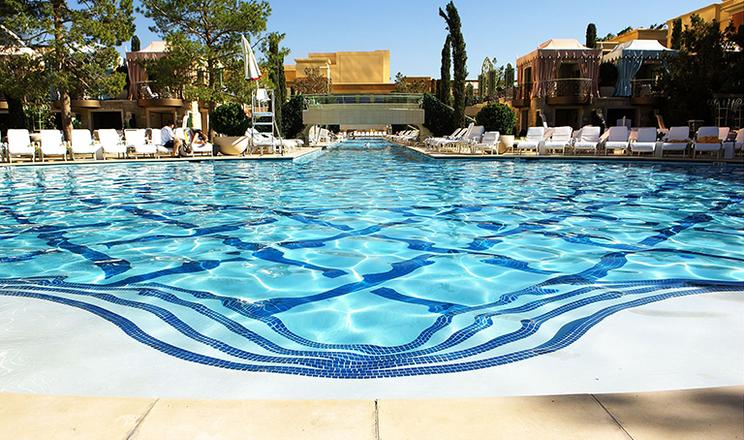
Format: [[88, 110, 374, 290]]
[[241, 35, 261, 81]]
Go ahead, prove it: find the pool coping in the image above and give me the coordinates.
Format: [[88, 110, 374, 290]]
[[0, 147, 323, 168], [400, 144, 744, 166], [1, 386, 741, 439]]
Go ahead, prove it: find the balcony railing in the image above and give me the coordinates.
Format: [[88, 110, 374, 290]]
[[304, 94, 423, 107], [631, 79, 663, 98], [513, 83, 533, 102], [543, 78, 592, 98], [135, 81, 183, 100]]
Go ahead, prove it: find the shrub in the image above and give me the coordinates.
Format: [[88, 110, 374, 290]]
[[475, 102, 516, 135], [423, 93, 456, 136], [281, 94, 305, 138], [211, 103, 250, 136]]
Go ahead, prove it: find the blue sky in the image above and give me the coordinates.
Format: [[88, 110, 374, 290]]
[[130, 0, 708, 79]]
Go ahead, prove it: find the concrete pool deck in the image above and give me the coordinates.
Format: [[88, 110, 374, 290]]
[[0, 386, 741, 439], [400, 144, 744, 165], [1, 147, 322, 167]]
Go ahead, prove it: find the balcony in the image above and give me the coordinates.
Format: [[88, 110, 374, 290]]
[[512, 84, 532, 107], [135, 81, 184, 107], [544, 78, 592, 105], [630, 79, 664, 105]]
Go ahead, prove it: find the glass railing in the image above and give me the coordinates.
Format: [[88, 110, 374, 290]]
[[304, 94, 424, 107]]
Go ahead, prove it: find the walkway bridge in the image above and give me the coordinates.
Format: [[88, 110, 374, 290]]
[[302, 94, 425, 129]]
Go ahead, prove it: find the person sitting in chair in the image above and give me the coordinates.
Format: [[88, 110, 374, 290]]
[[161, 122, 182, 158]]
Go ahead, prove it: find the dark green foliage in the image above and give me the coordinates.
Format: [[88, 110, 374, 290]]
[[141, 0, 271, 108], [475, 102, 516, 135], [2, 0, 134, 139], [267, 32, 287, 132], [131, 34, 141, 51], [671, 18, 682, 50], [586, 23, 597, 48], [659, 15, 742, 125], [504, 63, 514, 87], [423, 93, 455, 136], [438, 35, 451, 105], [439, 1, 467, 128], [212, 103, 250, 136], [281, 94, 305, 139]]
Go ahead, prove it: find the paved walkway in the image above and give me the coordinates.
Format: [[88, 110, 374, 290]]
[[1, 386, 741, 439]]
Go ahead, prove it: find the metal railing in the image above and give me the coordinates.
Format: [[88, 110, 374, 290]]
[[304, 94, 423, 107], [513, 83, 533, 102], [543, 78, 593, 98], [631, 79, 663, 98]]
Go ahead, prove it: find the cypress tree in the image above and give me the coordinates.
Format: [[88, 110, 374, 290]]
[[671, 18, 683, 49], [586, 23, 597, 48], [268, 33, 287, 135], [131, 34, 141, 51], [439, 1, 467, 128], [438, 34, 451, 106]]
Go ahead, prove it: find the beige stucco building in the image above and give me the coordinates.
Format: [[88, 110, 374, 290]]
[[285, 50, 395, 94], [666, 0, 744, 46]]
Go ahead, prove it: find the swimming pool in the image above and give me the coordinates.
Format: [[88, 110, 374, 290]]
[[1, 140, 743, 393]]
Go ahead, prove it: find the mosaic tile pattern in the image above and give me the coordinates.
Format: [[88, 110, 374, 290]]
[[1, 140, 743, 378]]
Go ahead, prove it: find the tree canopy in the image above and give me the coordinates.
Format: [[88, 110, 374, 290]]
[[140, 0, 271, 108], [439, 1, 467, 128], [437, 34, 451, 105], [1, 0, 134, 138]]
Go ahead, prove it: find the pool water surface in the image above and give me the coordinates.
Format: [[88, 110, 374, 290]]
[[1, 140, 743, 380]]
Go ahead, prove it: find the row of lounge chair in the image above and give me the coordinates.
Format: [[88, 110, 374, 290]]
[[1, 128, 214, 162], [388, 124, 743, 158], [515, 125, 742, 158]]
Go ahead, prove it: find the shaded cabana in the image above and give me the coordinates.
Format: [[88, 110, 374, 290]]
[[601, 40, 677, 97], [126, 41, 168, 100], [516, 39, 601, 101]]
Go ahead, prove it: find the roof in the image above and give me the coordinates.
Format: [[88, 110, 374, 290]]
[[517, 39, 599, 66], [602, 39, 676, 63], [141, 41, 168, 53]]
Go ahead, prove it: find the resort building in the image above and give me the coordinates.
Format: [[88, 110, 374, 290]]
[[666, 0, 744, 46], [597, 29, 669, 52], [513, 39, 602, 132], [284, 50, 395, 94]]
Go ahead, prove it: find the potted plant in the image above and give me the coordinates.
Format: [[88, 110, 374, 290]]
[[475, 102, 516, 154], [211, 103, 251, 155]]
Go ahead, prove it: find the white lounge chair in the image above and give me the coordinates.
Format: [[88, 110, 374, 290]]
[[470, 131, 500, 154], [660, 126, 690, 157], [6, 129, 36, 163], [692, 126, 722, 158], [98, 129, 127, 158], [515, 127, 545, 154], [190, 133, 214, 156], [425, 126, 469, 149], [149, 129, 172, 156], [732, 129, 744, 155], [572, 126, 601, 155], [447, 125, 484, 153], [71, 129, 99, 160], [125, 129, 156, 158], [630, 127, 658, 155], [543, 126, 573, 154], [603, 126, 630, 155], [39, 129, 68, 161]]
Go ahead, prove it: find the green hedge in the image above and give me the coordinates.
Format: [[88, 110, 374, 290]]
[[423, 93, 456, 136], [475, 102, 516, 135]]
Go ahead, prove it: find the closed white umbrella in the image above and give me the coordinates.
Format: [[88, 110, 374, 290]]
[[241, 34, 261, 81]]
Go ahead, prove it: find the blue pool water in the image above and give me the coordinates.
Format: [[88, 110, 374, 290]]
[[1, 140, 743, 378]]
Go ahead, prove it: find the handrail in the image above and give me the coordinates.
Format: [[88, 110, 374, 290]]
[[304, 94, 424, 107]]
